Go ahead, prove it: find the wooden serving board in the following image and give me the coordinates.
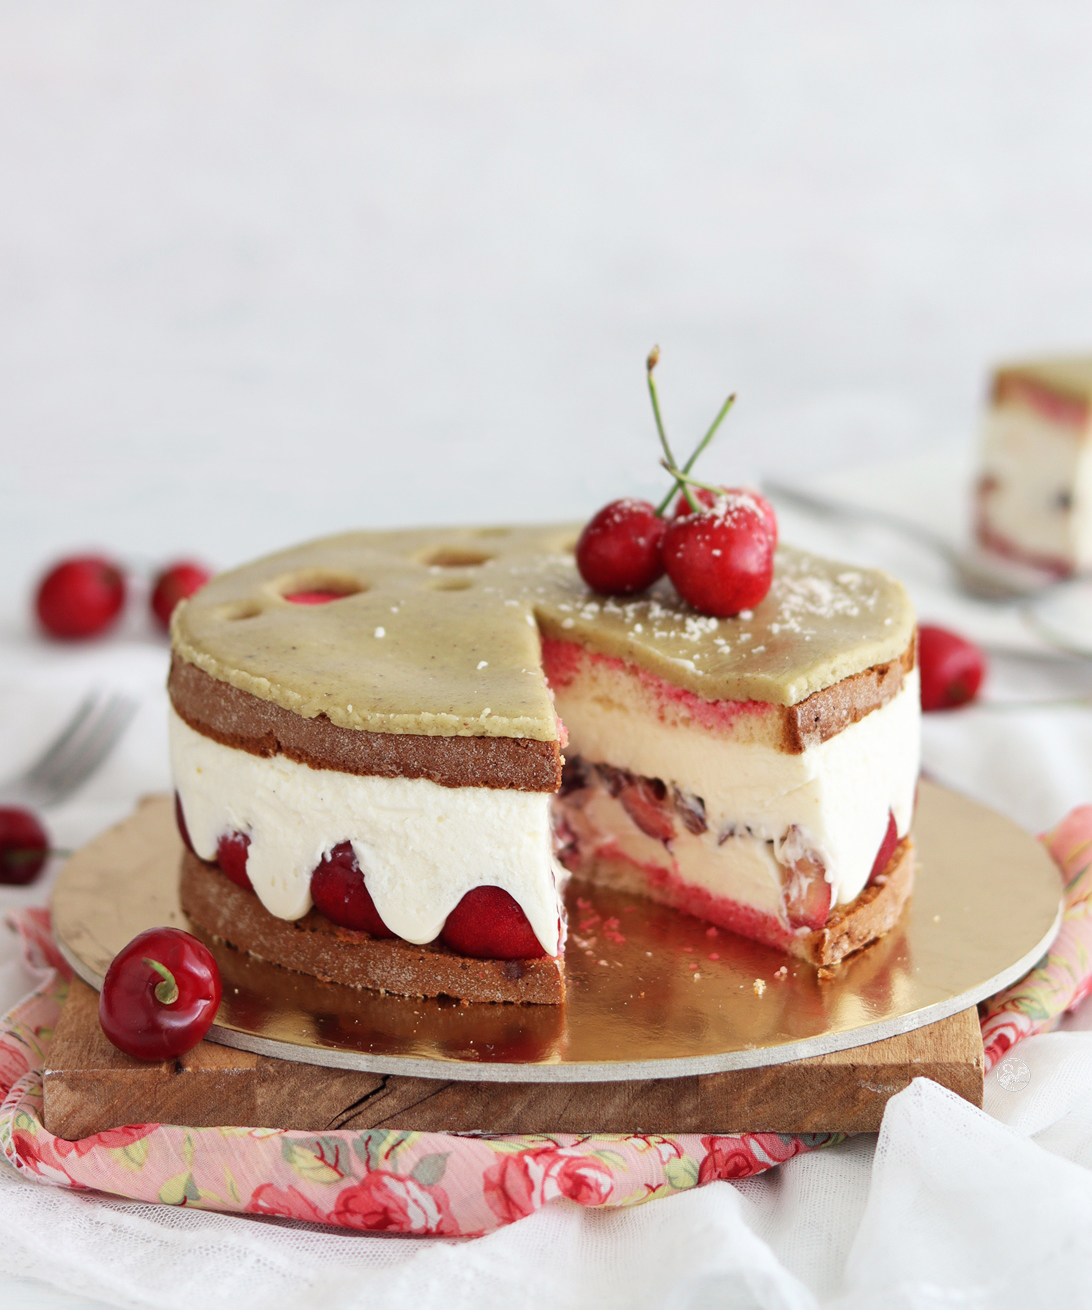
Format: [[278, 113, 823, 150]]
[[43, 979, 984, 1139]]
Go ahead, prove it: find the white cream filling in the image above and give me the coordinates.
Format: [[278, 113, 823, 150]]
[[553, 672, 920, 908], [169, 708, 565, 955], [565, 793, 786, 918], [980, 407, 1092, 566]]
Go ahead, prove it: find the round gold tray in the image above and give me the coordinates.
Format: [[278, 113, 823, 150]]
[[52, 781, 1062, 1083]]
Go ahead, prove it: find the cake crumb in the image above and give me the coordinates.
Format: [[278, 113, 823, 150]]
[[774, 966, 788, 979], [753, 978, 766, 997]]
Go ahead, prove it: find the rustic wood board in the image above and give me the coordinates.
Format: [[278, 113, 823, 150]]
[[43, 979, 984, 1139]]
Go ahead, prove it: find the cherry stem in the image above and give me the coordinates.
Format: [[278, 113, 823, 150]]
[[658, 459, 733, 498], [647, 349, 702, 514], [4, 846, 71, 866], [143, 957, 179, 1006], [648, 357, 737, 514]]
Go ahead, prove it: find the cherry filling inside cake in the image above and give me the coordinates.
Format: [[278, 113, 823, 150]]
[[545, 639, 918, 960], [168, 524, 921, 1003]]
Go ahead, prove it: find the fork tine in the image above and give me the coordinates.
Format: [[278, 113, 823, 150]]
[[34, 696, 138, 805], [12, 692, 103, 791]]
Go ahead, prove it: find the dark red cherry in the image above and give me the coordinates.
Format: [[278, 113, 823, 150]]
[[216, 831, 253, 891], [310, 842, 393, 937], [441, 886, 547, 959]]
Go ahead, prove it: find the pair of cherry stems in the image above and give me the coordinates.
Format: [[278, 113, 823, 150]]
[[647, 347, 737, 517]]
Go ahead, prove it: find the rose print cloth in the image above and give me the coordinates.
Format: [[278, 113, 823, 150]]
[[2, 807, 1089, 1238]]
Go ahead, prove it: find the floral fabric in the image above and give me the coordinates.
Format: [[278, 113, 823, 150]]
[[979, 805, 1092, 1070], [2, 808, 1089, 1238]]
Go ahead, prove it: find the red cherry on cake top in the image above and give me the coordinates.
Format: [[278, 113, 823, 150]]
[[575, 498, 667, 596], [441, 885, 547, 959], [918, 625, 986, 711], [150, 561, 211, 631], [662, 492, 775, 617], [674, 486, 779, 549], [99, 926, 222, 1061], [0, 806, 49, 886], [310, 842, 394, 937], [35, 555, 126, 639]]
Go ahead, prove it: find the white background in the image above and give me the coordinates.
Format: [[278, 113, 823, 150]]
[[6, 4, 1092, 1307], [5, 2, 1092, 607]]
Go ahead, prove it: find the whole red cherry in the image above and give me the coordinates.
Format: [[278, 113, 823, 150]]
[[0, 806, 49, 886], [150, 561, 211, 630], [674, 486, 779, 548], [35, 555, 126, 639], [662, 493, 775, 617], [310, 842, 394, 937], [216, 830, 253, 891], [918, 625, 986, 711], [98, 927, 222, 1061], [441, 886, 547, 959], [575, 498, 667, 596]]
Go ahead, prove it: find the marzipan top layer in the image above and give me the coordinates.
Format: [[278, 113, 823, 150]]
[[171, 524, 916, 741]]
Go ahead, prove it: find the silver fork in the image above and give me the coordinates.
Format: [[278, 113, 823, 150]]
[[762, 479, 1063, 603], [0, 692, 138, 808]]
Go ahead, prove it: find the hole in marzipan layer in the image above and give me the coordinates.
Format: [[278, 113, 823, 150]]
[[217, 600, 263, 622], [429, 577, 474, 592], [277, 573, 366, 604], [420, 547, 494, 568]]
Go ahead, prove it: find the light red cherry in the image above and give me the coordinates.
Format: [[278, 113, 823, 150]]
[[0, 806, 49, 886], [918, 625, 986, 711], [285, 590, 345, 604], [99, 926, 222, 1061], [662, 494, 775, 617], [575, 498, 667, 596], [868, 811, 899, 885], [150, 561, 210, 630], [35, 555, 126, 639], [441, 886, 547, 959], [674, 486, 778, 549], [216, 831, 253, 891], [782, 846, 832, 930], [310, 842, 393, 937]]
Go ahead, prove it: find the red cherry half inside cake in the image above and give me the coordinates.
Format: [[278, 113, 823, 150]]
[[216, 831, 253, 891], [441, 886, 547, 960], [310, 842, 393, 937]]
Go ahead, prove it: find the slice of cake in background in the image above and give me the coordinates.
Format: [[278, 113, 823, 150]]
[[976, 357, 1092, 576], [169, 526, 920, 1003]]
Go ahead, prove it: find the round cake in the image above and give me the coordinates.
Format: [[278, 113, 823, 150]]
[[169, 524, 920, 1004]]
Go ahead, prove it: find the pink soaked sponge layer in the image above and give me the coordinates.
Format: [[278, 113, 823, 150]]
[[541, 638, 771, 736]]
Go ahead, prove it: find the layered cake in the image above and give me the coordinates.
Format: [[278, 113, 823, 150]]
[[169, 525, 920, 1004], [976, 356, 1092, 575]]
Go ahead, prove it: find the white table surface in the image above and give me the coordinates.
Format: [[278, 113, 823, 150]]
[[6, 5, 1092, 1306]]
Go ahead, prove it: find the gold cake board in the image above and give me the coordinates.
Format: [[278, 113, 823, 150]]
[[44, 781, 1061, 1135]]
